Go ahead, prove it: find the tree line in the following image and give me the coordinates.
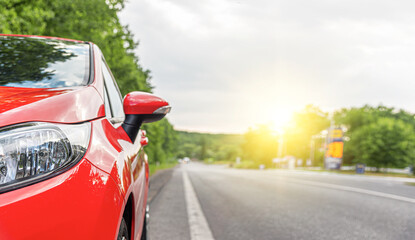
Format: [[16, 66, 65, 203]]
[[242, 104, 415, 171], [177, 104, 415, 172], [334, 105, 415, 169], [175, 131, 243, 163], [0, 0, 177, 164]]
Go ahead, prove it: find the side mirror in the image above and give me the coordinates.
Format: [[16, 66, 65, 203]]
[[122, 91, 171, 142]]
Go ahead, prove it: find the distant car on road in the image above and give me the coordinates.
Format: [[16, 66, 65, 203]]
[[183, 157, 191, 164], [0, 34, 171, 240]]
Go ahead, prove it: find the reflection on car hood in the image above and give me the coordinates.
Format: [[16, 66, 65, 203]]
[[0, 86, 105, 128]]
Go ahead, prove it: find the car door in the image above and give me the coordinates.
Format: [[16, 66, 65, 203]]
[[101, 58, 147, 238]]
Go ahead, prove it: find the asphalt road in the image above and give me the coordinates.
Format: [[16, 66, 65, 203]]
[[148, 163, 415, 240]]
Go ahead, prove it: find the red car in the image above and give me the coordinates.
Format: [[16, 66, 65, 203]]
[[0, 34, 170, 240]]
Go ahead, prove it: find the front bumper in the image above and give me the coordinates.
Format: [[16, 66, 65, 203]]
[[0, 159, 124, 240]]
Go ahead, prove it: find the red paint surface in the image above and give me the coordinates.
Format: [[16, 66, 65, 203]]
[[85, 119, 148, 240], [0, 35, 156, 240], [0, 160, 123, 240], [123, 91, 169, 115], [0, 86, 104, 128]]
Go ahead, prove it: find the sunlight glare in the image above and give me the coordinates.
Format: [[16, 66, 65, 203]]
[[268, 109, 293, 133]]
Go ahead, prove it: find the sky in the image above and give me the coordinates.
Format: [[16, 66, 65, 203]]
[[119, 0, 415, 134]]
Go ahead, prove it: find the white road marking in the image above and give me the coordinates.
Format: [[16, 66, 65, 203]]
[[228, 169, 415, 204], [183, 168, 215, 240], [226, 170, 415, 203], [288, 179, 415, 204]]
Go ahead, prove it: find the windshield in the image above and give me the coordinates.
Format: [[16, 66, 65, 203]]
[[0, 36, 90, 88]]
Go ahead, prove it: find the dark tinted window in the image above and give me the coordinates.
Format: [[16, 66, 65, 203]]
[[0, 36, 90, 88], [102, 59, 124, 120]]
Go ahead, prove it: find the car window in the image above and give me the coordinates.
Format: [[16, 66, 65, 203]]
[[102, 59, 124, 120], [0, 36, 90, 88]]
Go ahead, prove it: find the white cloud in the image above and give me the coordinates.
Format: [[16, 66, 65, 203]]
[[120, 0, 415, 133]]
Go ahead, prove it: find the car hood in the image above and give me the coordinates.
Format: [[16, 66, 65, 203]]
[[0, 86, 105, 128]]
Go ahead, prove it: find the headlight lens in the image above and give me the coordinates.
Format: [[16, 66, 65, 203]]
[[0, 122, 90, 192]]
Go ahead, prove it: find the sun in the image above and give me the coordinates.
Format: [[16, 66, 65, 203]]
[[268, 109, 293, 133]]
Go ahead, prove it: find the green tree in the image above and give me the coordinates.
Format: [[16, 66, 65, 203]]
[[285, 105, 330, 161], [334, 105, 415, 167], [334, 105, 415, 132], [142, 119, 178, 164], [175, 131, 243, 162], [0, 0, 53, 34], [349, 118, 415, 169], [242, 125, 278, 167], [41, 0, 152, 95]]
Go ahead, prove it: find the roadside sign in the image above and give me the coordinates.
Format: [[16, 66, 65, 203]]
[[325, 127, 344, 170], [326, 142, 344, 158]]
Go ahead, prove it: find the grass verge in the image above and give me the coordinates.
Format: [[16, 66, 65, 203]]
[[231, 163, 415, 178], [307, 170, 415, 178], [296, 168, 415, 178], [204, 159, 233, 165], [149, 162, 177, 177], [234, 161, 261, 169]]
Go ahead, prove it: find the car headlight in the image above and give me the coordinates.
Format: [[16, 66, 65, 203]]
[[0, 122, 90, 193]]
